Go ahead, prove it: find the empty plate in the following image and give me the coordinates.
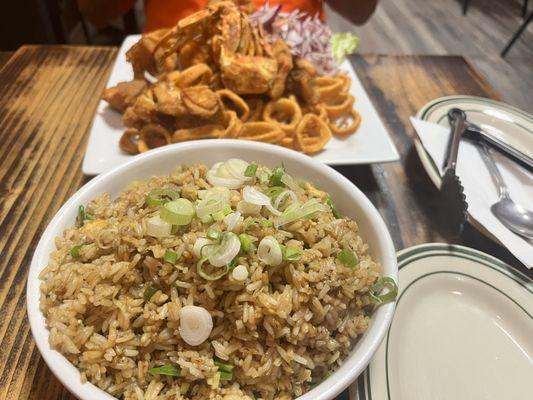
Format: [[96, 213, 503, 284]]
[[351, 243, 533, 400]]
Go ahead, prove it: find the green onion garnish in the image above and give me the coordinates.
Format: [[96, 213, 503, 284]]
[[207, 229, 222, 241], [244, 163, 258, 177], [197, 258, 230, 281], [260, 219, 273, 228], [326, 196, 342, 218], [214, 360, 234, 380], [370, 276, 398, 304], [160, 198, 194, 226], [143, 284, 158, 301], [281, 245, 303, 261], [336, 249, 358, 268], [238, 233, 257, 252], [270, 166, 285, 187], [146, 188, 180, 207], [70, 244, 83, 259], [148, 365, 181, 376], [211, 210, 226, 222], [76, 205, 94, 227], [277, 198, 326, 226], [264, 186, 285, 198], [164, 249, 177, 264]]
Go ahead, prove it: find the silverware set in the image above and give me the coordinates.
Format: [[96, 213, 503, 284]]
[[443, 107, 533, 240]]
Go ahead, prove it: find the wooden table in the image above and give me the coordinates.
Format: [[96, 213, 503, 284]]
[[0, 46, 530, 400]]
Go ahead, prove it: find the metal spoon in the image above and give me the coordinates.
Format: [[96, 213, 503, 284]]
[[479, 142, 533, 239]]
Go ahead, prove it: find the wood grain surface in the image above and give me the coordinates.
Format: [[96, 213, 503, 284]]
[[0, 46, 529, 400]]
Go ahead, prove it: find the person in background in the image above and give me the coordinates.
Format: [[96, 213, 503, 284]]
[[77, 0, 378, 33]]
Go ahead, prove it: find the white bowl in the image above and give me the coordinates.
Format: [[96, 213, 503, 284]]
[[27, 140, 397, 400]]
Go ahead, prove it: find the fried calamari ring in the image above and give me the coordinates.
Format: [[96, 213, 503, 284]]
[[247, 97, 266, 122], [217, 89, 250, 121], [329, 109, 362, 137], [220, 111, 242, 138], [338, 73, 351, 92], [173, 64, 213, 88], [172, 124, 225, 143], [280, 136, 294, 148], [119, 128, 140, 155], [238, 122, 285, 144], [138, 124, 172, 152], [294, 114, 332, 154], [323, 93, 355, 120], [312, 76, 345, 102], [263, 96, 302, 133]]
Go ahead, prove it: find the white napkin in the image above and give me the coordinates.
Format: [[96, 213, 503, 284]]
[[410, 117, 533, 268]]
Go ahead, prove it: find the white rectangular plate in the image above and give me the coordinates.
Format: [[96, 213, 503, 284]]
[[82, 35, 399, 175]]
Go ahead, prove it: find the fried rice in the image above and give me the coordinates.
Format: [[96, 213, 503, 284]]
[[39, 161, 381, 400]]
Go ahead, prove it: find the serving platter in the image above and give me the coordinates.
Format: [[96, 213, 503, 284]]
[[351, 243, 533, 400], [82, 35, 399, 175]]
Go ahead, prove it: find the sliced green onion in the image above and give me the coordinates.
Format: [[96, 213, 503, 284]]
[[264, 186, 285, 198], [207, 229, 222, 241], [70, 244, 83, 259], [326, 196, 342, 218], [370, 277, 398, 304], [243, 217, 273, 232], [164, 249, 177, 264], [270, 166, 285, 187], [214, 360, 234, 381], [336, 249, 358, 268], [146, 214, 172, 238], [238, 233, 257, 252], [145, 188, 180, 207], [276, 199, 326, 226], [244, 163, 258, 177], [280, 172, 304, 194], [261, 219, 273, 227], [227, 258, 237, 269], [76, 205, 94, 226], [197, 259, 230, 281], [281, 245, 303, 261], [160, 199, 194, 225], [144, 284, 158, 301], [212, 210, 226, 222], [148, 365, 181, 376], [196, 197, 229, 221]]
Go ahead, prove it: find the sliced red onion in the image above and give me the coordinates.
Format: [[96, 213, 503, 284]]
[[249, 3, 339, 75]]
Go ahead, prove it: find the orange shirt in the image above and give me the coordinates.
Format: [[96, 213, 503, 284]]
[[144, 0, 324, 32]]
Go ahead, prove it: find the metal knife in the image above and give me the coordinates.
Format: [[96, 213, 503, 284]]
[[461, 121, 533, 172], [440, 108, 469, 236]]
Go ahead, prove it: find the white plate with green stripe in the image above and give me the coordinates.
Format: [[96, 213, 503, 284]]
[[350, 243, 533, 400], [413, 95, 533, 188]]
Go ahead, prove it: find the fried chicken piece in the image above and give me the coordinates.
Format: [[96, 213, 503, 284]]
[[103, 80, 147, 112], [286, 60, 320, 106], [269, 39, 293, 99], [152, 81, 187, 116], [178, 40, 213, 69], [220, 53, 278, 94], [123, 89, 158, 128]]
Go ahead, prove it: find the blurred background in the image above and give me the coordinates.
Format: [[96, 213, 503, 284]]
[[0, 0, 531, 111]]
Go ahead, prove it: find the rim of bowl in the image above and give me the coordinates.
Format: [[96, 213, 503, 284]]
[[27, 140, 397, 400]]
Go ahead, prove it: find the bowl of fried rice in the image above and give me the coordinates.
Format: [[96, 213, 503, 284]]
[[27, 140, 397, 400]]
